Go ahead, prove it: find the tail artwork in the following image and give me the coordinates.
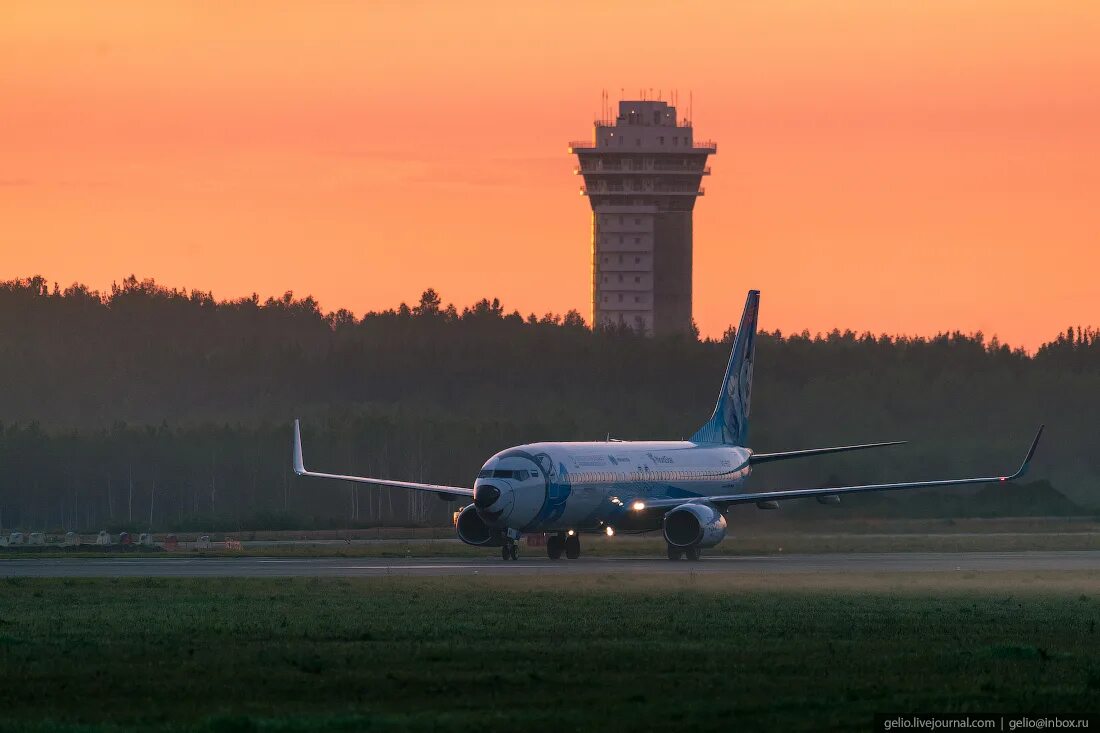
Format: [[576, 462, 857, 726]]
[[691, 289, 760, 446]]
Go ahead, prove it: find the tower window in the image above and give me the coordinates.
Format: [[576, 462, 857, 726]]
[[618, 273, 623, 282], [634, 218, 641, 224], [635, 276, 641, 283], [635, 296, 640, 303], [635, 256, 641, 263], [618, 293, 624, 302], [634, 237, 640, 244], [618, 255, 623, 263]]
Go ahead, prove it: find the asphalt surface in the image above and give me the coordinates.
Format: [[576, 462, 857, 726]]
[[1, 551, 1098, 577]]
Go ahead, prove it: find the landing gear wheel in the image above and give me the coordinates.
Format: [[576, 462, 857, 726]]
[[666, 544, 684, 561], [685, 546, 702, 561], [510, 544, 519, 560], [547, 534, 564, 560], [501, 545, 510, 561], [564, 534, 581, 559]]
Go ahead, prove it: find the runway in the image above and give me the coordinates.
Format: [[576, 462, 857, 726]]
[[2, 551, 1098, 577]]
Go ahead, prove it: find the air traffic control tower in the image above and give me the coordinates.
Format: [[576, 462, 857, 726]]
[[570, 99, 715, 336]]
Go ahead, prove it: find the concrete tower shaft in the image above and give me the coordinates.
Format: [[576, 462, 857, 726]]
[[570, 99, 715, 337]]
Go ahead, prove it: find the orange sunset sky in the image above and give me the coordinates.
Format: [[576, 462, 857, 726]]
[[2, 1, 1097, 349]]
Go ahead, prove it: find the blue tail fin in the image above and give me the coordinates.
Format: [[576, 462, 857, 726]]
[[691, 290, 760, 446]]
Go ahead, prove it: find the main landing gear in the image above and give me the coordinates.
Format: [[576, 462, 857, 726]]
[[666, 544, 702, 561], [501, 540, 519, 561], [547, 532, 581, 560]]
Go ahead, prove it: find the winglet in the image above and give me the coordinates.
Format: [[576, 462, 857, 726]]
[[1004, 425, 1044, 481], [292, 419, 306, 475]]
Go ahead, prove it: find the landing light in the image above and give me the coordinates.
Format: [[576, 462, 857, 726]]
[[632, 501, 646, 511], [605, 526, 615, 537], [567, 530, 576, 537]]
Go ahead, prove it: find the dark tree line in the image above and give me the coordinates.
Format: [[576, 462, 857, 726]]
[[0, 275, 1096, 532]]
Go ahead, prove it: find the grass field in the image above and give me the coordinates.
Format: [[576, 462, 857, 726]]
[[1, 573, 1098, 732], [5, 517, 1100, 559], [6, 532, 1099, 560]]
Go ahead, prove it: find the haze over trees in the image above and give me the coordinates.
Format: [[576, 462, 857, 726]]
[[0, 275, 1096, 532]]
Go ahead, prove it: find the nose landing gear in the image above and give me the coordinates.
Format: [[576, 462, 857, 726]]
[[501, 540, 519, 561]]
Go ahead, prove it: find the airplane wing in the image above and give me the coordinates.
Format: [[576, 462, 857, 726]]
[[291, 420, 473, 501], [634, 426, 1043, 512], [749, 440, 906, 465]]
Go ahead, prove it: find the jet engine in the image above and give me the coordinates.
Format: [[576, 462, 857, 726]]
[[663, 502, 727, 549], [455, 504, 506, 547]]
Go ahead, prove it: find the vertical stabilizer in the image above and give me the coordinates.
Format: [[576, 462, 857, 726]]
[[691, 290, 759, 445]]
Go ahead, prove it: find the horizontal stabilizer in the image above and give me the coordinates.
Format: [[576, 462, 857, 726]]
[[750, 440, 906, 465]]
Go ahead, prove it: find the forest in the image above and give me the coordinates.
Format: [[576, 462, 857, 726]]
[[0, 274, 1097, 532]]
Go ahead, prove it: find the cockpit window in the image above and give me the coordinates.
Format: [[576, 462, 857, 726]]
[[477, 469, 532, 480]]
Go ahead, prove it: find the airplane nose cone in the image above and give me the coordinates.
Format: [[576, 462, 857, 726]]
[[474, 484, 501, 509]]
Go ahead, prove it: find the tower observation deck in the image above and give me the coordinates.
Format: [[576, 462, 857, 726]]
[[570, 99, 716, 336]]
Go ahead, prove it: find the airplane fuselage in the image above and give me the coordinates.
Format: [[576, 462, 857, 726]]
[[472, 441, 752, 534]]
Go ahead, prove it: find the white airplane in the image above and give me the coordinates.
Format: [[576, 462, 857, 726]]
[[293, 290, 1043, 561]]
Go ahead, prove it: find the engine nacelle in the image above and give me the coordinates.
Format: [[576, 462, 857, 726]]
[[663, 502, 728, 549], [455, 504, 506, 547]]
